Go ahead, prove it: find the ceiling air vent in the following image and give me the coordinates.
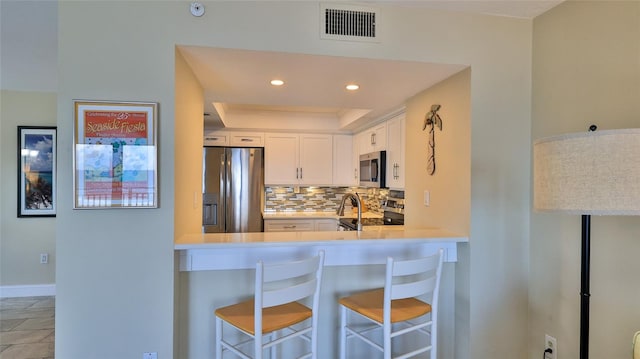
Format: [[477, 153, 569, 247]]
[[320, 4, 379, 42]]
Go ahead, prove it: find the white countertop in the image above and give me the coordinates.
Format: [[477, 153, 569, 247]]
[[175, 227, 467, 250], [262, 211, 383, 220]]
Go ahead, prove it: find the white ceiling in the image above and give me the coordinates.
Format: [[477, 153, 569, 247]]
[[179, 46, 468, 131], [1, 0, 563, 131], [178, 1, 563, 131]]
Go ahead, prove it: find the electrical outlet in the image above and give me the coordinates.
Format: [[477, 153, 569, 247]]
[[40, 253, 48, 264], [143, 352, 157, 359], [545, 334, 557, 359]]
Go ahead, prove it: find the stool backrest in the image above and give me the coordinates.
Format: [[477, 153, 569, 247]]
[[256, 251, 324, 308], [383, 248, 444, 344]]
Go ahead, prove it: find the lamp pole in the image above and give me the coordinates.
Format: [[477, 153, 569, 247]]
[[580, 214, 591, 359]]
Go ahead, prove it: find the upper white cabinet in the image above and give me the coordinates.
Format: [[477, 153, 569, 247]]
[[300, 134, 333, 184], [333, 135, 358, 186], [358, 122, 387, 155], [229, 132, 264, 147], [204, 130, 264, 147], [386, 114, 406, 189], [265, 133, 333, 185], [203, 131, 229, 146]]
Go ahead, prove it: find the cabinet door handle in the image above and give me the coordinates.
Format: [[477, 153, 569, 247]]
[[300, 168, 303, 179], [283, 225, 297, 229], [240, 138, 253, 142], [296, 168, 299, 179]]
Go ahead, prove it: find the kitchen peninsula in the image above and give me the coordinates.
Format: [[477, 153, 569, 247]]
[[175, 227, 468, 271], [175, 226, 468, 358]]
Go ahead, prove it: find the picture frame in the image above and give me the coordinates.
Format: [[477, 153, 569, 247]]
[[73, 100, 158, 209], [18, 126, 57, 217]]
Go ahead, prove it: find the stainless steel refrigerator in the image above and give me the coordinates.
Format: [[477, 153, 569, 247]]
[[202, 147, 264, 233]]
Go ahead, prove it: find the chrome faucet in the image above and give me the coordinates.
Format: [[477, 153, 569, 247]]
[[337, 193, 363, 231]]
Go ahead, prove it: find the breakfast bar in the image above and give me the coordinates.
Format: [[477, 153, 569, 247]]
[[174, 229, 468, 358], [175, 228, 467, 271]]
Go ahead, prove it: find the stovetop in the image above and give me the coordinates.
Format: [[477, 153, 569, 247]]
[[339, 217, 385, 229], [338, 214, 404, 231]]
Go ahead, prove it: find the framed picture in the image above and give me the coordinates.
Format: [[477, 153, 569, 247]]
[[73, 100, 158, 209], [18, 126, 57, 217]]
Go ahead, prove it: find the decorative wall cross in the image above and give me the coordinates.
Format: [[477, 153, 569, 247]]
[[422, 104, 443, 175]]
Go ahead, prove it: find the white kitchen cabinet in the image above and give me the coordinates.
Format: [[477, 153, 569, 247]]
[[314, 219, 338, 231], [203, 131, 229, 146], [204, 130, 264, 147], [264, 219, 314, 232], [264, 133, 333, 185], [263, 218, 337, 232], [264, 133, 299, 184], [229, 132, 264, 147], [358, 122, 387, 155], [300, 134, 333, 184], [332, 135, 358, 186], [386, 114, 406, 189]]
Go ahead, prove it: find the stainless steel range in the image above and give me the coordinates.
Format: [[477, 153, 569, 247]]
[[338, 191, 404, 231]]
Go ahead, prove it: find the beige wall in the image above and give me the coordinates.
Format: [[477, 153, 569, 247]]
[[531, 1, 640, 358], [0, 90, 57, 288], [174, 49, 204, 238], [56, 3, 177, 357], [405, 69, 471, 235], [53, 1, 533, 358]]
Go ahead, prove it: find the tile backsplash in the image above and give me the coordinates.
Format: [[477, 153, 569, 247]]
[[265, 187, 389, 213]]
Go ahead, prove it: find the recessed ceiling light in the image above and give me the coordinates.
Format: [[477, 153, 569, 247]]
[[270, 79, 284, 86], [346, 84, 359, 91]]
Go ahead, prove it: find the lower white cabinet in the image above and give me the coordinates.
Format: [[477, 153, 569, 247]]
[[264, 218, 338, 232], [314, 219, 339, 231]]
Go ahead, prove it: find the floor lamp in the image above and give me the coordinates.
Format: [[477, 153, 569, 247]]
[[533, 128, 640, 359]]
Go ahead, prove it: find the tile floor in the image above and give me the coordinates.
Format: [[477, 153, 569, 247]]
[[0, 296, 54, 359]]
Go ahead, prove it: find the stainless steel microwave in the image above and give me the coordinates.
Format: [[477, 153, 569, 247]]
[[359, 151, 386, 188]]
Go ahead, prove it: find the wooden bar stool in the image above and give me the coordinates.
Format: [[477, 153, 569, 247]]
[[338, 249, 444, 359], [215, 251, 325, 359]]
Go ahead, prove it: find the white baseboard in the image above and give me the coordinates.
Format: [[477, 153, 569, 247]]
[[0, 284, 56, 298]]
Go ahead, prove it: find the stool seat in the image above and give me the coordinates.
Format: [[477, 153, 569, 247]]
[[339, 288, 432, 324], [215, 300, 312, 335]]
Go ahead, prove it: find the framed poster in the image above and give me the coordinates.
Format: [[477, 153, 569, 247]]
[[18, 126, 57, 217], [73, 101, 158, 209]]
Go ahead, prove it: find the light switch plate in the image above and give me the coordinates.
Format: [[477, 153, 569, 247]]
[[424, 190, 430, 206]]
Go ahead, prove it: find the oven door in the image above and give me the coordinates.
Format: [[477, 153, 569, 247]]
[[383, 210, 404, 225]]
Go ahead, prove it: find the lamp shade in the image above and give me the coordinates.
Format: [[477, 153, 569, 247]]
[[533, 128, 640, 215]]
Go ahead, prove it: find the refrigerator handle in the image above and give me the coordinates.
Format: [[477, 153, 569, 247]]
[[224, 151, 233, 232]]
